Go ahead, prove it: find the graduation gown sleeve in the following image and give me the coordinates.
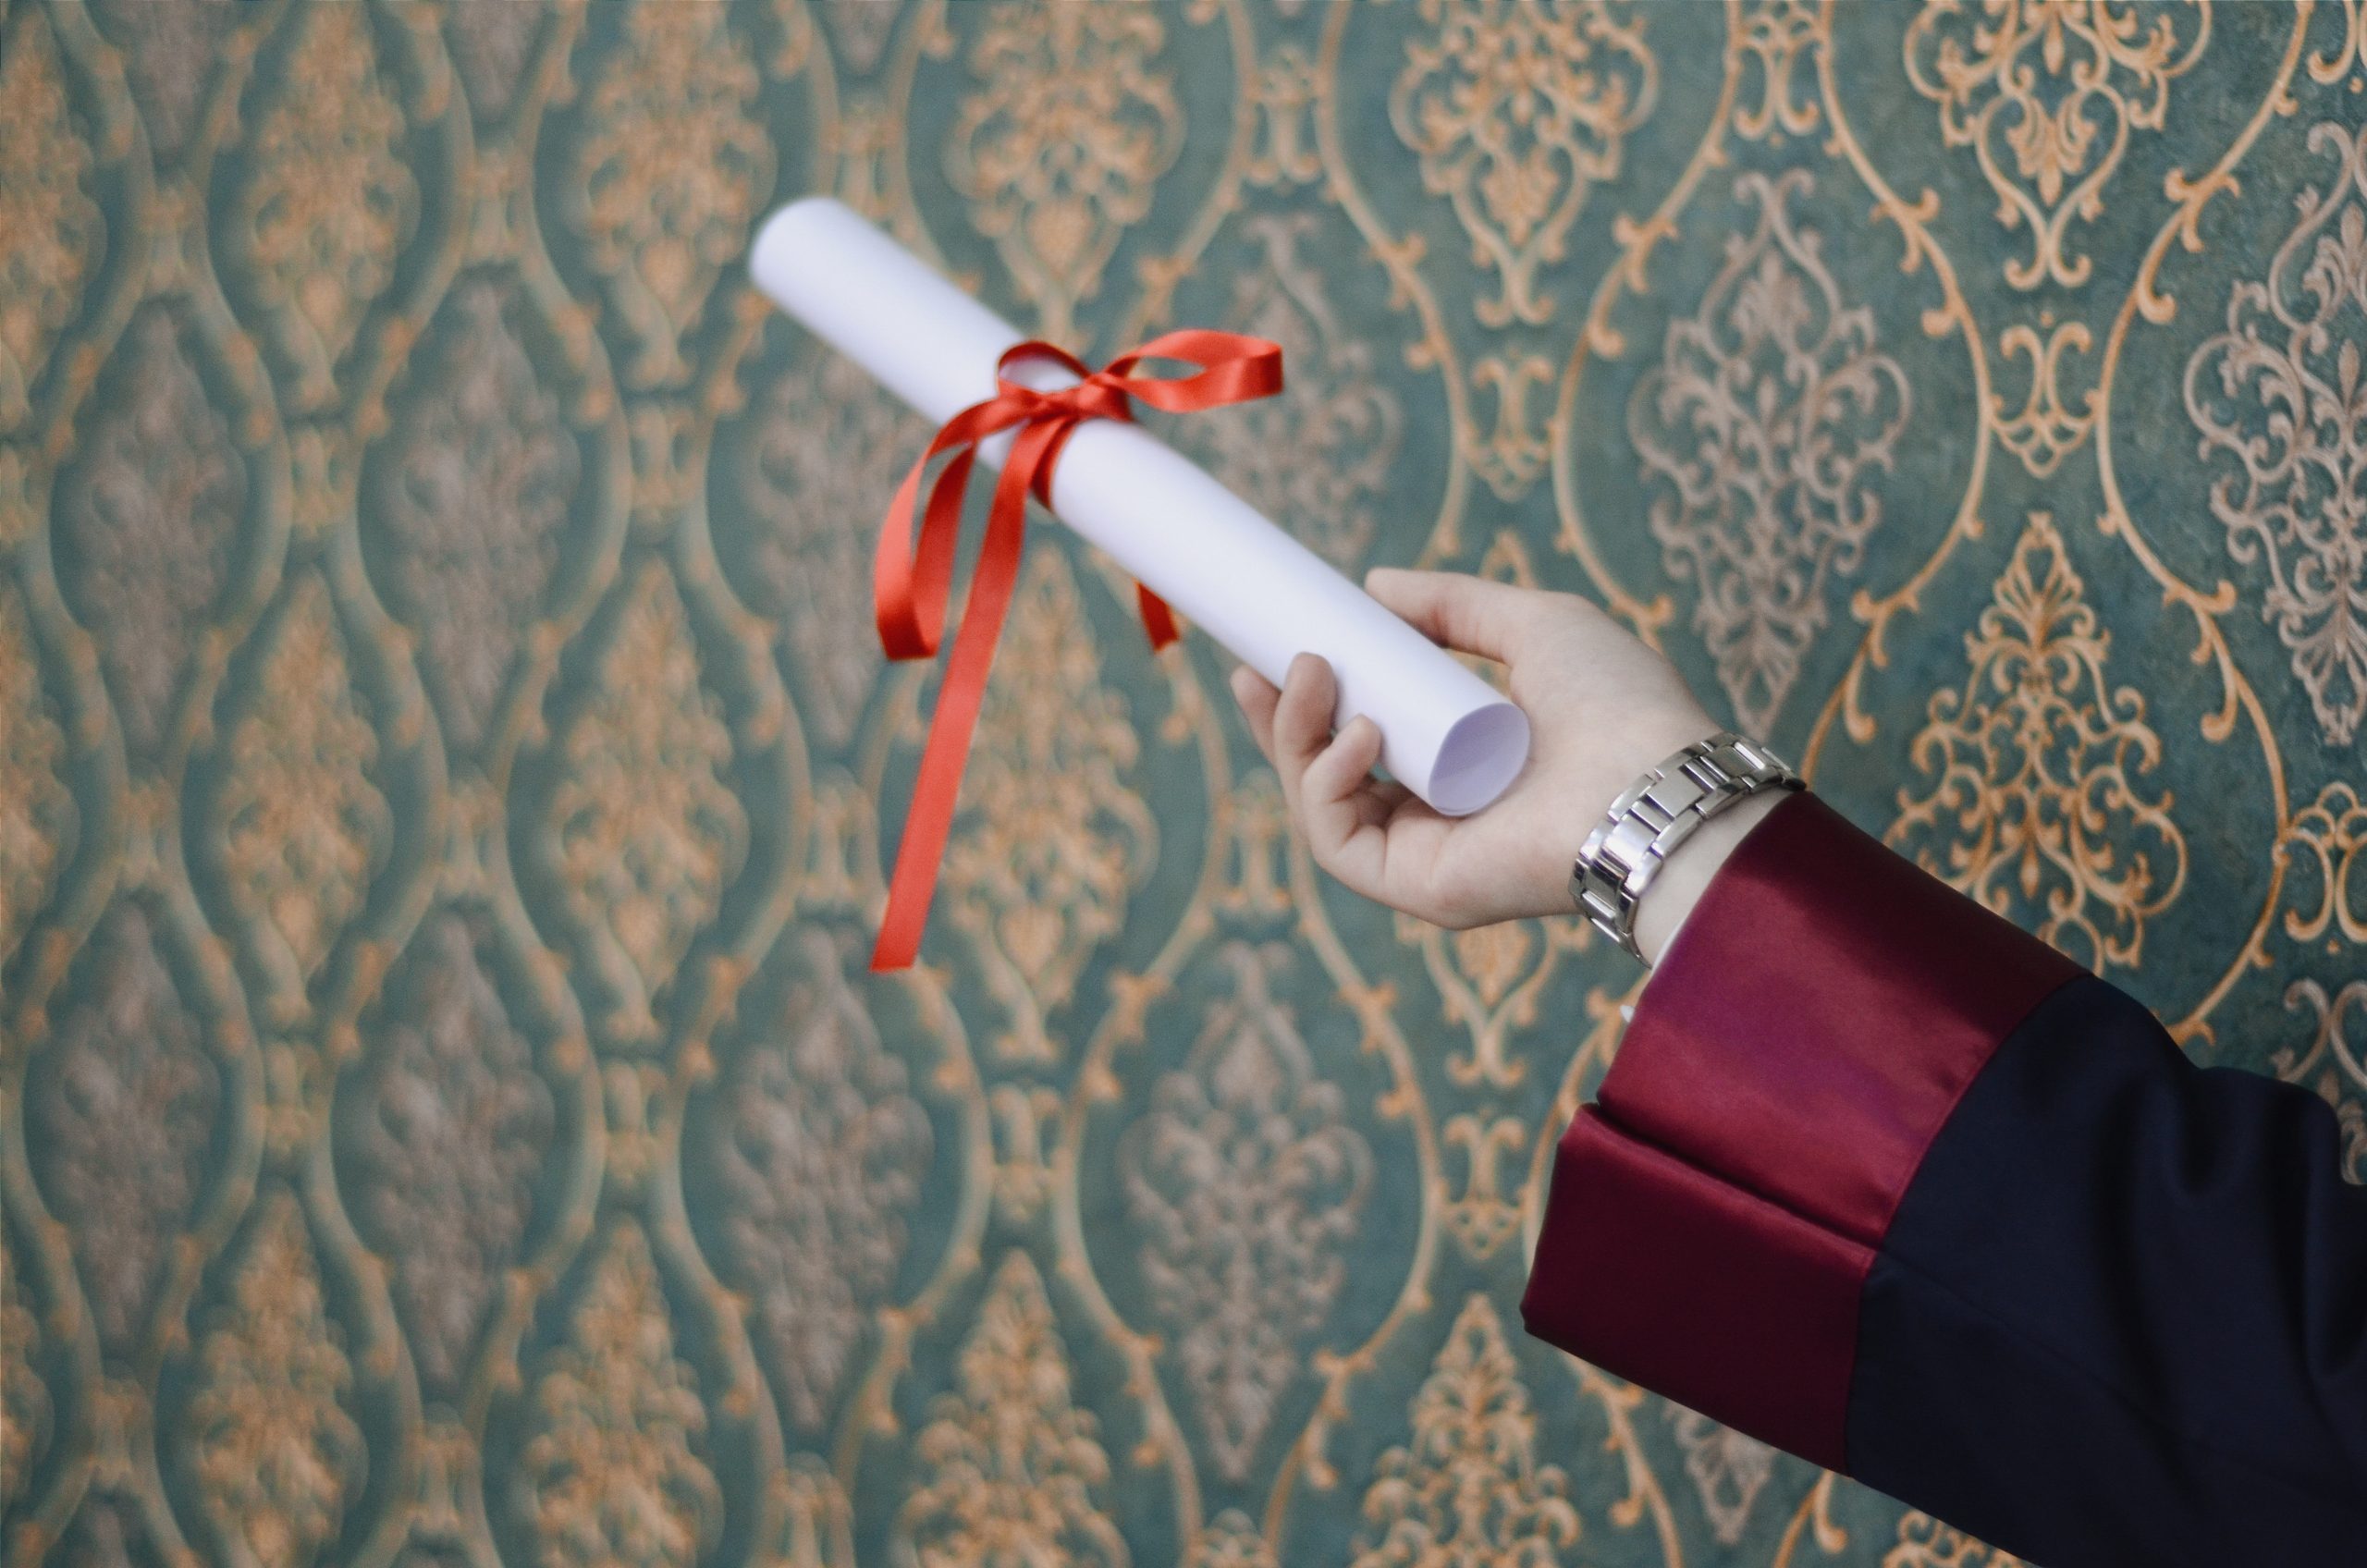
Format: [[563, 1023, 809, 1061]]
[[1520, 790, 2367, 1566]]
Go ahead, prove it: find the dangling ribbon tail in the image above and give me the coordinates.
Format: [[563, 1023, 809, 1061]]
[[867, 330, 1282, 970]]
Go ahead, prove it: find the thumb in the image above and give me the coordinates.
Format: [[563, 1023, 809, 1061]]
[[1366, 569, 1543, 664]]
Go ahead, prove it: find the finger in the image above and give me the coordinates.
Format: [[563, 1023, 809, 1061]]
[[1229, 664, 1280, 764], [1270, 652, 1336, 815], [1300, 716, 1389, 888], [1365, 568, 1567, 663]]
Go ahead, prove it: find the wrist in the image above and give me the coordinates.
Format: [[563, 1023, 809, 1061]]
[[1564, 731, 1800, 964], [1629, 788, 1783, 965]]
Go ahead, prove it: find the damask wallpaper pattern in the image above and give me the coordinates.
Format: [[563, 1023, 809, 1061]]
[[1, 2, 2361, 1565]]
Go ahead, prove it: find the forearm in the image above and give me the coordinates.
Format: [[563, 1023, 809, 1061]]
[[1525, 791, 2367, 1565], [1630, 787, 1783, 967]]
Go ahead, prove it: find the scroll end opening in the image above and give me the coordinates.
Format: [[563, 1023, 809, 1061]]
[[1427, 702, 1529, 817]]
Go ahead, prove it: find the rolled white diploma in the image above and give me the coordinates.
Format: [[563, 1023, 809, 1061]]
[[749, 196, 1530, 816]]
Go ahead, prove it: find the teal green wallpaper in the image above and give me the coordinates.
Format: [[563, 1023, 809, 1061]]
[[2, 3, 2362, 1566]]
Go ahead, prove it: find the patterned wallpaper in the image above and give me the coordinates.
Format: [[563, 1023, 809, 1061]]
[[3, 2, 2364, 1566]]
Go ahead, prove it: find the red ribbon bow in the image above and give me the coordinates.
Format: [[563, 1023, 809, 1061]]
[[867, 328, 1283, 971]]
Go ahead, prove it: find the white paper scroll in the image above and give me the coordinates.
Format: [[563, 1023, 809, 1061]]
[[749, 196, 1530, 816]]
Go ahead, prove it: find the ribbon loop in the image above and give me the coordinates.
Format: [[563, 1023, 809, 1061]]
[[868, 329, 1283, 970]]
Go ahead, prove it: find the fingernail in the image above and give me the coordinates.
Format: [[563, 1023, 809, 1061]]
[[1228, 665, 1254, 701]]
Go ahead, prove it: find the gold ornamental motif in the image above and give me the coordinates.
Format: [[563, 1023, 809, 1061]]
[[444, 0, 542, 127], [1187, 1513, 1277, 1568], [1389, 0, 1656, 330], [1215, 768, 1293, 922], [1885, 1512, 2025, 1566], [0, 1235, 45, 1509], [549, 563, 748, 1041], [569, 0, 772, 388], [31, 903, 221, 1354], [186, 1193, 367, 1568], [2272, 970, 2367, 1185], [1118, 940, 1371, 1484], [57, 1493, 164, 1568], [514, 1222, 723, 1568], [1629, 169, 1912, 734], [1446, 922, 1535, 1015], [239, 1, 417, 409], [895, 1252, 1128, 1568], [1183, 214, 1404, 573], [1993, 318, 2097, 478], [739, 350, 926, 750], [371, 277, 582, 756], [0, 7, 101, 433], [987, 1082, 1064, 1222], [2285, 782, 2367, 950], [1348, 1294, 1580, 1568], [1466, 349, 1558, 501], [940, 546, 1155, 1062], [348, 910, 555, 1398], [1245, 43, 1321, 191], [1887, 513, 2184, 973], [1907, 0, 2210, 290], [1403, 911, 1586, 1094], [825, 1, 898, 78], [2315, 0, 2367, 87], [2185, 121, 2367, 748], [781, 1452, 856, 1568], [1439, 1111, 1527, 1259], [946, 1, 1184, 347], [216, 576, 390, 1008], [2273, 783, 2367, 1181], [55, 304, 248, 759], [707, 927, 930, 1433], [1669, 1410, 1775, 1547], [1735, 0, 1824, 141], [0, 447, 29, 555], [93, 0, 243, 165], [0, 581, 71, 975]]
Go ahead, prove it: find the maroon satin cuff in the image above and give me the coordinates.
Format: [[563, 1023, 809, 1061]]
[[1600, 791, 2081, 1244], [1521, 790, 2082, 1470], [1522, 1109, 1869, 1469]]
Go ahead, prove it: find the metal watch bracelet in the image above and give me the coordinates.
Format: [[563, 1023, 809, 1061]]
[[1571, 731, 1803, 962]]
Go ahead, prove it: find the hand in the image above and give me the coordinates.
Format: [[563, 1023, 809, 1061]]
[[1231, 569, 1775, 962]]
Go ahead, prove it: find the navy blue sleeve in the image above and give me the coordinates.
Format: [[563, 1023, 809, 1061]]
[[1522, 793, 2367, 1568], [1852, 975, 2367, 1564]]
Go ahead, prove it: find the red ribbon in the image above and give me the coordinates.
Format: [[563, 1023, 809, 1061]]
[[868, 329, 1284, 971]]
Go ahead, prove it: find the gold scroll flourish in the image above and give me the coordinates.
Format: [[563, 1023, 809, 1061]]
[[1907, 0, 2212, 290], [1886, 512, 2186, 974], [2091, 5, 2310, 1046], [1388, 0, 1658, 331]]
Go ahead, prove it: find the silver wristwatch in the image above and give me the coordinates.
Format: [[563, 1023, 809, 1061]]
[[1572, 731, 1802, 962]]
